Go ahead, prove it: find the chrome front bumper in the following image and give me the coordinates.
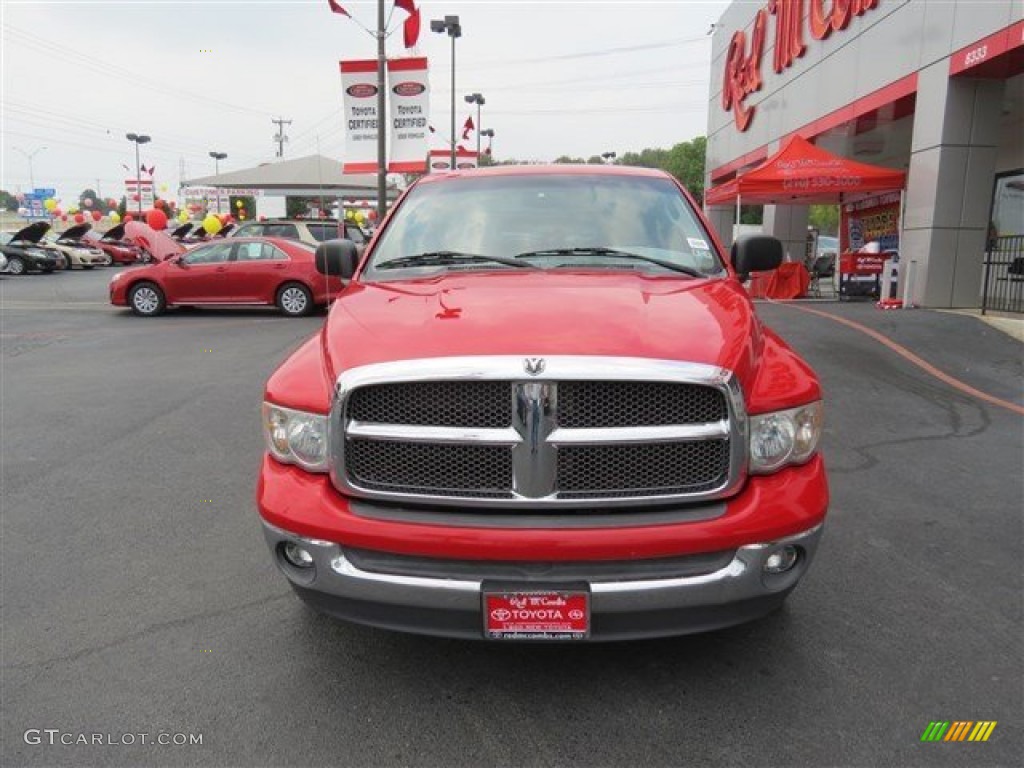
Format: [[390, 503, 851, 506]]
[[262, 521, 824, 641]]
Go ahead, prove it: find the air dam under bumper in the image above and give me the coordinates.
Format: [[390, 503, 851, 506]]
[[262, 522, 824, 641]]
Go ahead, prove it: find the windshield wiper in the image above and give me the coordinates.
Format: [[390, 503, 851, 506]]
[[514, 247, 705, 277], [376, 251, 536, 270]]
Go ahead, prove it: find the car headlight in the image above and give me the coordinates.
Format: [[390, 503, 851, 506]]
[[749, 401, 823, 474], [262, 403, 329, 472]]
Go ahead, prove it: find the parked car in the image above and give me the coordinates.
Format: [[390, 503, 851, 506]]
[[231, 219, 369, 254], [257, 165, 828, 642], [0, 251, 8, 273], [46, 224, 110, 269], [109, 237, 345, 317], [0, 222, 66, 274], [83, 225, 145, 265]]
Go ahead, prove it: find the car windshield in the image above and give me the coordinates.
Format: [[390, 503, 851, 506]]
[[363, 173, 725, 280]]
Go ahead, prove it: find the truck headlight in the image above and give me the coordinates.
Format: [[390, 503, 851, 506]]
[[749, 401, 823, 474], [262, 403, 329, 473]]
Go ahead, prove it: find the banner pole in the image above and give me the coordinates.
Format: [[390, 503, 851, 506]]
[[376, 0, 387, 226]]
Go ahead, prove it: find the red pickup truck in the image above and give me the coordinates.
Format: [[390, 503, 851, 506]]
[[257, 165, 827, 641]]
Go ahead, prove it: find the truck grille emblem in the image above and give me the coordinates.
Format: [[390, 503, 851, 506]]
[[524, 358, 546, 376]]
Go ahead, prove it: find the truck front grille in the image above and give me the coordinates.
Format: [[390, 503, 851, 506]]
[[332, 357, 745, 509]]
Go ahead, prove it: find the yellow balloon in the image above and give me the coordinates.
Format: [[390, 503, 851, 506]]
[[344, 209, 354, 220], [202, 214, 223, 235], [69, 205, 79, 214], [235, 200, 244, 208], [160, 184, 169, 192], [354, 212, 365, 225], [44, 198, 57, 211], [109, 212, 121, 224], [177, 211, 189, 223]]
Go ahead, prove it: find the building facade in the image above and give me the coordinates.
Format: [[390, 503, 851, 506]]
[[704, 0, 1023, 308]]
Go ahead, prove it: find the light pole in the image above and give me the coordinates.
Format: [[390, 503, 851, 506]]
[[209, 151, 228, 213], [431, 15, 462, 169], [480, 129, 494, 164], [13, 146, 46, 190], [464, 92, 485, 160], [126, 133, 151, 215]]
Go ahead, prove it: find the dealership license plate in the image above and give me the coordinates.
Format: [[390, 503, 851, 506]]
[[483, 591, 589, 640]]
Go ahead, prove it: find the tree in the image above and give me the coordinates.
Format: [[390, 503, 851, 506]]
[[78, 188, 99, 210], [286, 196, 317, 218], [553, 155, 585, 164], [229, 195, 257, 221], [117, 196, 127, 218], [0, 190, 17, 211], [618, 137, 707, 200], [808, 204, 839, 235]]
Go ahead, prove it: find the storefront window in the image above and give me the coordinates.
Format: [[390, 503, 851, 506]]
[[990, 170, 1024, 244]]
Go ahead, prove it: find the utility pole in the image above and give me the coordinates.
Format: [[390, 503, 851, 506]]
[[272, 117, 292, 158], [376, 0, 387, 225]]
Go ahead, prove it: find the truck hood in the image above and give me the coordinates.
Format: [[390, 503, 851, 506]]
[[323, 271, 762, 389]]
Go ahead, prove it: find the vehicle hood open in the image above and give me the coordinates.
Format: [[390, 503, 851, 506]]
[[101, 224, 127, 242], [57, 223, 92, 242], [10, 221, 51, 243]]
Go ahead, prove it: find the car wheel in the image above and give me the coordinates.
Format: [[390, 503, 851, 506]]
[[7, 257, 26, 275], [276, 282, 313, 317], [64, 257, 73, 271], [129, 282, 166, 317]]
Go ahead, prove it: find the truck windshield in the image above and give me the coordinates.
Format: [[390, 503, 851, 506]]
[[364, 173, 725, 279]]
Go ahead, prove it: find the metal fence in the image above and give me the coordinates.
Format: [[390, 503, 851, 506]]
[[981, 235, 1024, 315]]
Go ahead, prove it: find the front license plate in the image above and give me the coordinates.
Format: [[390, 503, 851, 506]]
[[483, 591, 589, 640]]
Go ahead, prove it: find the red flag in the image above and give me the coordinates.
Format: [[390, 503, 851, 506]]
[[428, 125, 436, 133], [461, 115, 474, 141], [394, 1, 420, 48], [327, 0, 350, 17]]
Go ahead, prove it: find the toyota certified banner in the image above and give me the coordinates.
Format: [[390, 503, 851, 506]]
[[387, 57, 430, 173], [339, 59, 380, 174], [428, 149, 478, 172]]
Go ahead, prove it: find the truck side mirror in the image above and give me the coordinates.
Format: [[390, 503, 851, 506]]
[[315, 239, 359, 279], [731, 235, 784, 281]]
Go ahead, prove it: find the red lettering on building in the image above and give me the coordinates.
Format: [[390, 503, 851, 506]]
[[723, 0, 880, 130], [722, 10, 768, 131]]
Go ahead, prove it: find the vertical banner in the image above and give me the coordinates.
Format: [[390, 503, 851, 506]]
[[124, 179, 155, 209], [428, 149, 479, 173], [387, 57, 430, 173], [340, 59, 380, 174], [841, 192, 901, 253]]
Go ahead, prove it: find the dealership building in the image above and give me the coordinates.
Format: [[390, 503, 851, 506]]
[[704, 0, 1023, 308]]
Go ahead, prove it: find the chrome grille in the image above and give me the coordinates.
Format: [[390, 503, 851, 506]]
[[558, 381, 726, 427], [348, 381, 512, 428], [331, 356, 747, 509], [557, 440, 730, 498], [346, 439, 513, 498]]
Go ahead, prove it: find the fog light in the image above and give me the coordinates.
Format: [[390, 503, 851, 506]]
[[283, 542, 314, 568], [763, 545, 799, 574]]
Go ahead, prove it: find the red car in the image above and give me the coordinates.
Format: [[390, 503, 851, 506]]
[[84, 225, 145, 265], [257, 165, 828, 641], [109, 237, 345, 317]]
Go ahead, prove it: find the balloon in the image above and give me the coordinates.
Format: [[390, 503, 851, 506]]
[[239, 214, 246, 221], [202, 214, 223, 235], [235, 200, 244, 209], [109, 212, 121, 224], [60, 215, 68, 222], [108, 198, 118, 208], [368, 210, 378, 221], [355, 212, 365, 225], [91, 211, 103, 222], [155, 199, 166, 209], [53, 207, 63, 217], [44, 198, 57, 212], [74, 213, 85, 224], [177, 211, 189, 223], [160, 184, 168, 192], [83, 198, 93, 208], [344, 209, 354, 220], [69, 205, 79, 214], [146, 208, 168, 230], [132, 194, 140, 202], [124, 214, 134, 223], [17, 207, 28, 216]]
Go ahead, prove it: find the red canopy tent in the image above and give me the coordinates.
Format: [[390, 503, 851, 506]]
[[704, 135, 906, 206]]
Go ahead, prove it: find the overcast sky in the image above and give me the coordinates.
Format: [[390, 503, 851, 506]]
[[1, 0, 729, 203]]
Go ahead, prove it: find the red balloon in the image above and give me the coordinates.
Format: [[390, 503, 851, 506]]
[[60, 214, 68, 222], [124, 214, 134, 223], [108, 198, 118, 207], [53, 207, 63, 217], [83, 199, 93, 208], [155, 199, 166, 209], [74, 213, 85, 224], [132, 194, 140, 202], [368, 210, 378, 220], [146, 208, 168, 231], [91, 211, 103, 222]]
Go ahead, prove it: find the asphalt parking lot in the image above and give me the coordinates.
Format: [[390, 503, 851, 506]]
[[2, 268, 1021, 768]]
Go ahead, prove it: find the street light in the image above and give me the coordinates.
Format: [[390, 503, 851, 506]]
[[13, 146, 47, 190], [209, 151, 228, 213], [125, 133, 151, 215], [480, 129, 495, 163], [464, 92, 485, 161], [431, 15, 462, 169]]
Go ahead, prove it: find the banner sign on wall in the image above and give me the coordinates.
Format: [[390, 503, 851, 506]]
[[841, 191, 901, 253], [340, 59, 381, 174], [124, 179, 155, 210], [387, 57, 430, 174], [428, 149, 478, 172]]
